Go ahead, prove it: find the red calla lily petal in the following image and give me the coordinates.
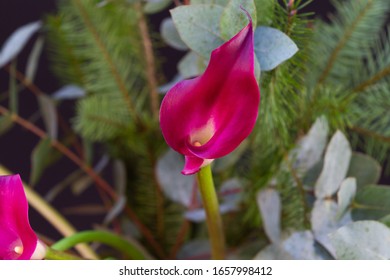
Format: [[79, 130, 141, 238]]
[[160, 15, 260, 175], [0, 175, 38, 260]]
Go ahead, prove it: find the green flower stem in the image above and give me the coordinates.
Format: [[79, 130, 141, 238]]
[[45, 247, 82, 260], [196, 164, 225, 260], [51, 230, 150, 260]]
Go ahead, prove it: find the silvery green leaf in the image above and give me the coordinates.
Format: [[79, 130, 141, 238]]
[[283, 231, 324, 260], [144, 0, 172, 14], [161, 18, 188, 51], [311, 199, 352, 257], [254, 231, 324, 260], [0, 116, 13, 135], [103, 159, 128, 225], [185, 202, 239, 222], [178, 51, 206, 78], [171, 5, 225, 58], [220, 178, 243, 205], [191, 0, 226, 5], [330, 221, 390, 259], [38, 95, 58, 140], [158, 74, 183, 94], [52, 85, 86, 100], [113, 160, 126, 194], [254, 26, 298, 71], [30, 139, 60, 186], [156, 149, 194, 207], [337, 178, 357, 219], [257, 188, 281, 243], [25, 36, 44, 83], [214, 140, 248, 172], [103, 196, 127, 225], [314, 131, 352, 199], [71, 155, 109, 195], [177, 240, 210, 259], [352, 185, 390, 220], [347, 152, 381, 189], [253, 244, 291, 260], [291, 116, 329, 175], [220, 0, 257, 40], [0, 21, 42, 67]]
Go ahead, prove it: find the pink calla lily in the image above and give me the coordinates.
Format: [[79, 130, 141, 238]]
[[0, 174, 39, 260], [160, 15, 260, 175]]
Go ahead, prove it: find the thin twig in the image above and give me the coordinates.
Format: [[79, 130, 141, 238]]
[[353, 65, 390, 92], [136, 3, 160, 120], [351, 126, 390, 144]]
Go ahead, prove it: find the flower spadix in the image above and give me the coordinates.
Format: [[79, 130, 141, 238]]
[[160, 15, 260, 175], [0, 175, 42, 260]]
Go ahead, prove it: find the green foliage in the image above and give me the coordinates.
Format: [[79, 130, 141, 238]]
[[307, 0, 390, 88], [46, 0, 148, 141]]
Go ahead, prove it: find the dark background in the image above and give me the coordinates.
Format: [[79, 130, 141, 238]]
[[0, 1, 366, 241]]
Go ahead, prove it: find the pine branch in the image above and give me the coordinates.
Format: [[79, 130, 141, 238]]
[[308, 0, 390, 88], [71, 0, 137, 119]]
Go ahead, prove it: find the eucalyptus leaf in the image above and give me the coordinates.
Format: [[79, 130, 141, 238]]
[[254, 26, 298, 71], [220, 0, 257, 40], [25, 36, 44, 83], [103, 196, 127, 225], [337, 178, 357, 219], [0, 21, 42, 67], [352, 185, 390, 220], [191, 0, 226, 5], [185, 202, 239, 222], [0, 116, 13, 135], [38, 95, 58, 140], [171, 5, 225, 58], [311, 199, 352, 257], [282, 231, 324, 260], [158, 74, 183, 94], [103, 160, 127, 224], [30, 139, 61, 186], [214, 140, 248, 172], [52, 85, 86, 100], [347, 152, 381, 189], [160, 18, 188, 51], [314, 131, 352, 199], [291, 116, 329, 175], [71, 155, 109, 195], [330, 221, 390, 259], [156, 149, 194, 207], [144, 0, 172, 14], [256, 188, 281, 243], [253, 244, 291, 260], [177, 239, 210, 260], [254, 231, 324, 260], [178, 51, 206, 78], [219, 178, 243, 206]]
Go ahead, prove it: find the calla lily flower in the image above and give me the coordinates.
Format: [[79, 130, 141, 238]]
[[160, 15, 260, 175], [0, 174, 43, 260]]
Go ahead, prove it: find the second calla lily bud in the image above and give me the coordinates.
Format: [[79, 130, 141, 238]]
[[0, 174, 45, 260], [160, 13, 260, 175]]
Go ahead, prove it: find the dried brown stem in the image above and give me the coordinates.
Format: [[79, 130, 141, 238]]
[[136, 3, 160, 120]]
